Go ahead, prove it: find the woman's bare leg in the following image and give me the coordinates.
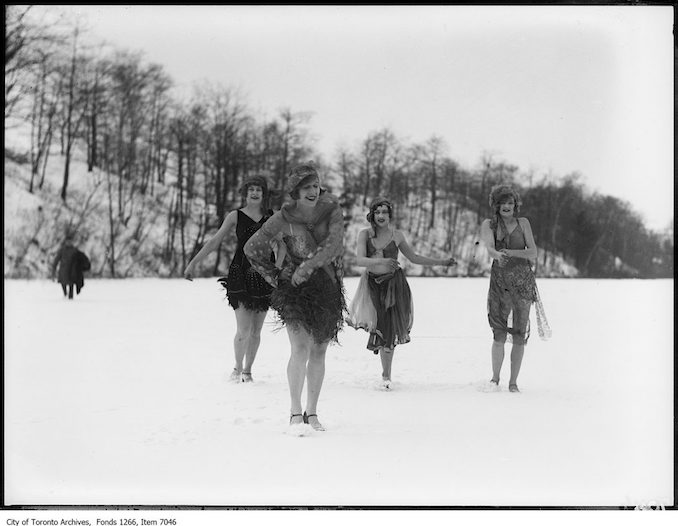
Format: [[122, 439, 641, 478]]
[[232, 307, 250, 375], [286, 325, 311, 422], [243, 309, 267, 375], [491, 340, 505, 383], [305, 340, 328, 415], [379, 347, 394, 381], [509, 344, 525, 387]]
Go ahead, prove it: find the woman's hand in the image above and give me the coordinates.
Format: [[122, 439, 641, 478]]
[[497, 249, 511, 266], [445, 257, 457, 267], [383, 258, 400, 272], [278, 267, 293, 283], [291, 266, 310, 286]]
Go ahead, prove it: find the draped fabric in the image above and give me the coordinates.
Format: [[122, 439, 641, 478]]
[[245, 193, 346, 344], [487, 218, 551, 344], [346, 272, 378, 332], [346, 233, 414, 352], [534, 284, 552, 341], [364, 269, 414, 352]]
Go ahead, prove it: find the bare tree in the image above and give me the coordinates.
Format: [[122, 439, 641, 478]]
[[140, 66, 172, 194], [102, 132, 118, 277], [4, 6, 55, 121], [59, 25, 87, 201], [275, 108, 314, 194], [168, 106, 203, 271], [81, 46, 111, 173], [28, 47, 59, 192], [359, 136, 374, 206], [421, 135, 447, 229]]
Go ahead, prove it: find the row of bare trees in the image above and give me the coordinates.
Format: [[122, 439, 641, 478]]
[[6, 6, 672, 278], [6, 7, 318, 277], [334, 127, 672, 278], [523, 176, 673, 277]]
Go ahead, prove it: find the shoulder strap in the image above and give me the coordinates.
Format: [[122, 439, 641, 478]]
[[495, 217, 509, 240]]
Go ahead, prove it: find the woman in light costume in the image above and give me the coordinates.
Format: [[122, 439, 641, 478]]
[[348, 197, 456, 389]]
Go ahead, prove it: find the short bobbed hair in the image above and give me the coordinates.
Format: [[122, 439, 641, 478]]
[[239, 175, 271, 212]]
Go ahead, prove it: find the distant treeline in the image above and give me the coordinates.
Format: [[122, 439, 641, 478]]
[[5, 6, 673, 278]]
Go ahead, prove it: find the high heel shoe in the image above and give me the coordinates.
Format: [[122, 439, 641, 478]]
[[241, 372, 253, 383], [290, 413, 304, 425], [303, 412, 325, 431]]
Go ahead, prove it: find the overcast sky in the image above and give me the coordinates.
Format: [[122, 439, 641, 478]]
[[35, 5, 673, 230]]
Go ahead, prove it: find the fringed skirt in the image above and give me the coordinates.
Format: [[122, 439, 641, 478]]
[[271, 268, 346, 345], [487, 260, 552, 344], [219, 262, 272, 313], [347, 269, 413, 352]]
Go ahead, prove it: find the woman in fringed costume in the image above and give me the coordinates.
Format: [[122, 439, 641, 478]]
[[184, 175, 275, 383], [347, 198, 457, 390], [479, 184, 551, 393], [244, 163, 345, 432]]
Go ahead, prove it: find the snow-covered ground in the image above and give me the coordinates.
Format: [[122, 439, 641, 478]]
[[3, 277, 674, 509]]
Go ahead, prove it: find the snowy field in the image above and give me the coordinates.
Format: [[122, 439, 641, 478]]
[[3, 277, 674, 509]]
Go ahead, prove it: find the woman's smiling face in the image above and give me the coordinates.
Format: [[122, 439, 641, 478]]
[[246, 185, 263, 204], [498, 196, 515, 217], [296, 177, 320, 207], [373, 205, 391, 227]]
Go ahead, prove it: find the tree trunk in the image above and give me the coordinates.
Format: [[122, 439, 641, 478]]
[[429, 155, 437, 229], [60, 29, 80, 202], [104, 135, 117, 277]]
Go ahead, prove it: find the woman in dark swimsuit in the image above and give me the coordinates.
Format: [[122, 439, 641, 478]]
[[347, 197, 456, 390], [184, 175, 275, 383], [480, 184, 539, 393]]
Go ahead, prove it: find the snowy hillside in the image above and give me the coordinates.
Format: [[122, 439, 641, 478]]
[[4, 145, 579, 280]]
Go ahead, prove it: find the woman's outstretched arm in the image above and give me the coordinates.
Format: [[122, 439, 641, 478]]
[[183, 210, 237, 280], [396, 231, 456, 267]]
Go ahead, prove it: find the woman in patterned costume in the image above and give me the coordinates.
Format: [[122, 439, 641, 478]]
[[480, 184, 539, 393], [184, 175, 274, 383], [245, 163, 345, 432]]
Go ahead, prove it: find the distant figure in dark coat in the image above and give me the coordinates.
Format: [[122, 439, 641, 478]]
[[51, 237, 91, 300]]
